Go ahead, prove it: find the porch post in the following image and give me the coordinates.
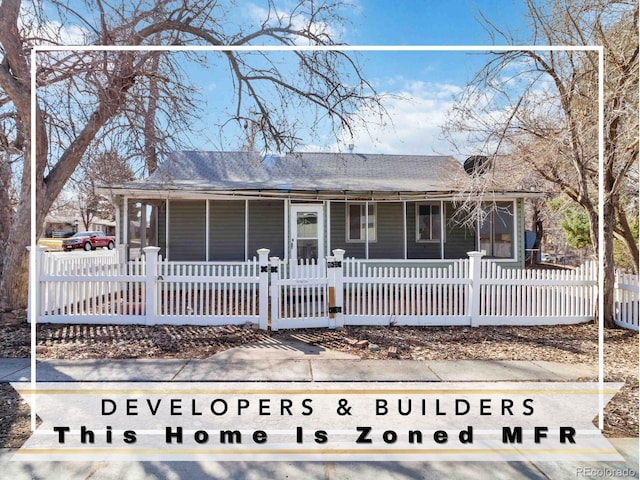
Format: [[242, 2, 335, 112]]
[[326, 200, 331, 256], [165, 199, 170, 261], [205, 199, 210, 262], [440, 200, 445, 259], [364, 201, 369, 259], [244, 199, 249, 261], [143, 246, 161, 325], [403, 201, 407, 260], [257, 248, 270, 331], [123, 196, 128, 259], [467, 251, 484, 327]]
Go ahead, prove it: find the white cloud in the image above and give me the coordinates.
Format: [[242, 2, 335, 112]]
[[18, 2, 89, 45], [245, 2, 343, 45], [320, 80, 465, 157]]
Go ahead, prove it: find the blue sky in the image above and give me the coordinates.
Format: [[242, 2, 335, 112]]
[[186, 1, 534, 157], [39, 1, 535, 158]]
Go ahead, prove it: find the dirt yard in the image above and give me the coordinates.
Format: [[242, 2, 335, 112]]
[[0, 312, 637, 447]]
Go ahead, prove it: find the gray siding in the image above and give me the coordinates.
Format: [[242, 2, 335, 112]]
[[369, 202, 403, 259], [332, 201, 481, 260], [330, 202, 404, 259], [169, 200, 206, 261], [248, 200, 285, 259], [209, 200, 245, 261], [329, 202, 365, 258]]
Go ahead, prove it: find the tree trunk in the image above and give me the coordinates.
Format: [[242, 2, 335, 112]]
[[615, 204, 639, 274], [601, 198, 617, 328], [0, 155, 12, 270], [0, 192, 35, 310]]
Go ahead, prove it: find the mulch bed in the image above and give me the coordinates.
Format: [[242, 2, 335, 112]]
[[0, 311, 637, 447]]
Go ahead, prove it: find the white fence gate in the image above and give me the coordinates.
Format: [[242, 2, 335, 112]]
[[269, 258, 330, 330]]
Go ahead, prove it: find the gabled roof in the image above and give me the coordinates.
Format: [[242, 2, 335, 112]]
[[109, 151, 470, 194]]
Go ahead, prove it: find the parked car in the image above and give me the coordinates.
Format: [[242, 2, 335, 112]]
[[62, 231, 116, 251]]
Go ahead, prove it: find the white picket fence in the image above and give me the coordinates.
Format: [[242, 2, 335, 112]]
[[476, 260, 598, 325], [33, 247, 267, 326], [30, 246, 638, 330], [343, 258, 470, 326], [340, 253, 596, 327], [37, 251, 146, 323], [156, 257, 263, 324], [614, 271, 639, 331]]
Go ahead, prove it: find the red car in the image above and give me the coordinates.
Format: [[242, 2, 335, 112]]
[[62, 231, 116, 251]]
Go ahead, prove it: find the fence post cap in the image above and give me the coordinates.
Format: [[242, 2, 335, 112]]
[[26, 245, 48, 252], [332, 249, 346, 257], [257, 248, 270, 255], [142, 246, 161, 253], [467, 250, 485, 258]]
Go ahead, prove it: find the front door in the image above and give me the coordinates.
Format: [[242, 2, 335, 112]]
[[290, 205, 324, 261]]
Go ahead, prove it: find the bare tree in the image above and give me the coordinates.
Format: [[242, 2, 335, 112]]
[[73, 150, 135, 230], [0, 0, 382, 310], [445, 0, 638, 327]]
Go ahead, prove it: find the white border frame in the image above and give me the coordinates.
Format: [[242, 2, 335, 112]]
[[28, 44, 606, 432]]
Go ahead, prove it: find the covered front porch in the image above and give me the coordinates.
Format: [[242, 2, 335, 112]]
[[116, 195, 525, 268]]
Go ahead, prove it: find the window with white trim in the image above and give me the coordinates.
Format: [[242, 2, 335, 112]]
[[479, 201, 515, 258], [416, 202, 442, 242], [346, 203, 376, 242]]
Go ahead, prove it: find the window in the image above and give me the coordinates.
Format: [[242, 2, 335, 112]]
[[346, 203, 376, 242], [416, 202, 442, 242], [479, 202, 514, 258]]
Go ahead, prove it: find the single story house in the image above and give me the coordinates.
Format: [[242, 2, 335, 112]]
[[101, 151, 537, 267]]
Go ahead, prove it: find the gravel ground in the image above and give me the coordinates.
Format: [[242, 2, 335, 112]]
[[0, 313, 637, 447]]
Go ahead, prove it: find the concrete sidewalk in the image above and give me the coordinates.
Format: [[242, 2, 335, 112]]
[[0, 357, 598, 382], [1, 339, 637, 479]]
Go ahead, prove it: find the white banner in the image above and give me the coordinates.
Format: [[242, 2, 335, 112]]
[[12, 381, 623, 462]]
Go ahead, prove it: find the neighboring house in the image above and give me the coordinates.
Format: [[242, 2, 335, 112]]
[[101, 151, 538, 267], [43, 215, 116, 238]]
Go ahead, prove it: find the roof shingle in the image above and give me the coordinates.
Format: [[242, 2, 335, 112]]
[[129, 151, 466, 193]]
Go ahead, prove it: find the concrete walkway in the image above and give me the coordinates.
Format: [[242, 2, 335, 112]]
[[1, 338, 637, 479], [0, 357, 599, 382]]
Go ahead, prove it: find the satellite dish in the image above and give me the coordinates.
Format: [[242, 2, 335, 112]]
[[463, 155, 491, 175]]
